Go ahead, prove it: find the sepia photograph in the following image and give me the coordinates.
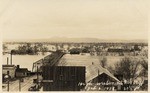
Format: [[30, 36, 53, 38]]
[[1, 0, 148, 92]]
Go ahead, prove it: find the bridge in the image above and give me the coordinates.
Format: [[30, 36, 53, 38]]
[[32, 51, 65, 72]]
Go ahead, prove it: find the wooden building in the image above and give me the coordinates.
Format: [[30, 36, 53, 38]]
[[2, 65, 16, 79], [85, 64, 120, 91], [15, 65, 29, 78], [42, 66, 85, 91]]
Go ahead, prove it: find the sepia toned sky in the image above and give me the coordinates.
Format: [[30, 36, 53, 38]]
[[0, 0, 148, 40]]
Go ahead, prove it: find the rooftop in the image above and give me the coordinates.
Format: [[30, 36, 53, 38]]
[[16, 68, 29, 72], [2, 65, 16, 68], [86, 64, 120, 83]]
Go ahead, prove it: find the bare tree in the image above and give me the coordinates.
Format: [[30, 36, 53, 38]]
[[107, 66, 115, 74], [142, 49, 148, 58], [3, 44, 8, 51], [99, 57, 107, 68], [140, 58, 148, 78], [114, 57, 141, 84]]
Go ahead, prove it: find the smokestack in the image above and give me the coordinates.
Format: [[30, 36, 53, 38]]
[[10, 51, 12, 65], [17, 65, 20, 69], [7, 57, 9, 65]]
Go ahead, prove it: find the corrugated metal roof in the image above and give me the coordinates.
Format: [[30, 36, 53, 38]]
[[86, 64, 120, 83]]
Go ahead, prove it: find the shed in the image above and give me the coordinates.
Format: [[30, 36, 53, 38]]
[[15, 65, 29, 77]]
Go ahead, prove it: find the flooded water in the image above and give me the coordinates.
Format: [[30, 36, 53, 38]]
[[3, 52, 138, 71], [2, 52, 51, 71]]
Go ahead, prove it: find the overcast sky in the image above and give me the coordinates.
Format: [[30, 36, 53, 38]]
[[0, 0, 148, 40]]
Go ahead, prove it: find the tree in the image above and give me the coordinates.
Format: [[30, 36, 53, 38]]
[[138, 58, 148, 91], [134, 44, 141, 51], [141, 49, 148, 58], [82, 47, 90, 53], [114, 57, 141, 84], [107, 66, 115, 74], [41, 46, 48, 55], [33, 45, 39, 55], [18, 45, 27, 54], [3, 44, 8, 51], [140, 58, 148, 78], [69, 48, 81, 54], [17, 44, 38, 55], [99, 57, 107, 68]]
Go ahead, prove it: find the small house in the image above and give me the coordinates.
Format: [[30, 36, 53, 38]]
[[85, 64, 120, 91], [15, 65, 29, 78]]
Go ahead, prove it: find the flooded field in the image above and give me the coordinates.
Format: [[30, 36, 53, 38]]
[[3, 52, 145, 71]]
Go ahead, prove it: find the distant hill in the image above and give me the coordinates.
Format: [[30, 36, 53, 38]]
[[3, 37, 148, 43]]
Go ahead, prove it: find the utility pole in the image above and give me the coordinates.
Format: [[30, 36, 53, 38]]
[[37, 66, 39, 84], [7, 71, 10, 91], [19, 78, 23, 91], [19, 79, 21, 91], [98, 70, 100, 82], [4, 71, 10, 91], [7, 79, 9, 91], [37, 66, 39, 90]]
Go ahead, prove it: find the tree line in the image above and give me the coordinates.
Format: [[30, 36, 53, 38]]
[[11, 43, 48, 55]]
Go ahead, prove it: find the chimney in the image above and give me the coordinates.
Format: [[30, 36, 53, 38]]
[[10, 52, 12, 65], [17, 65, 20, 69], [92, 62, 94, 65]]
